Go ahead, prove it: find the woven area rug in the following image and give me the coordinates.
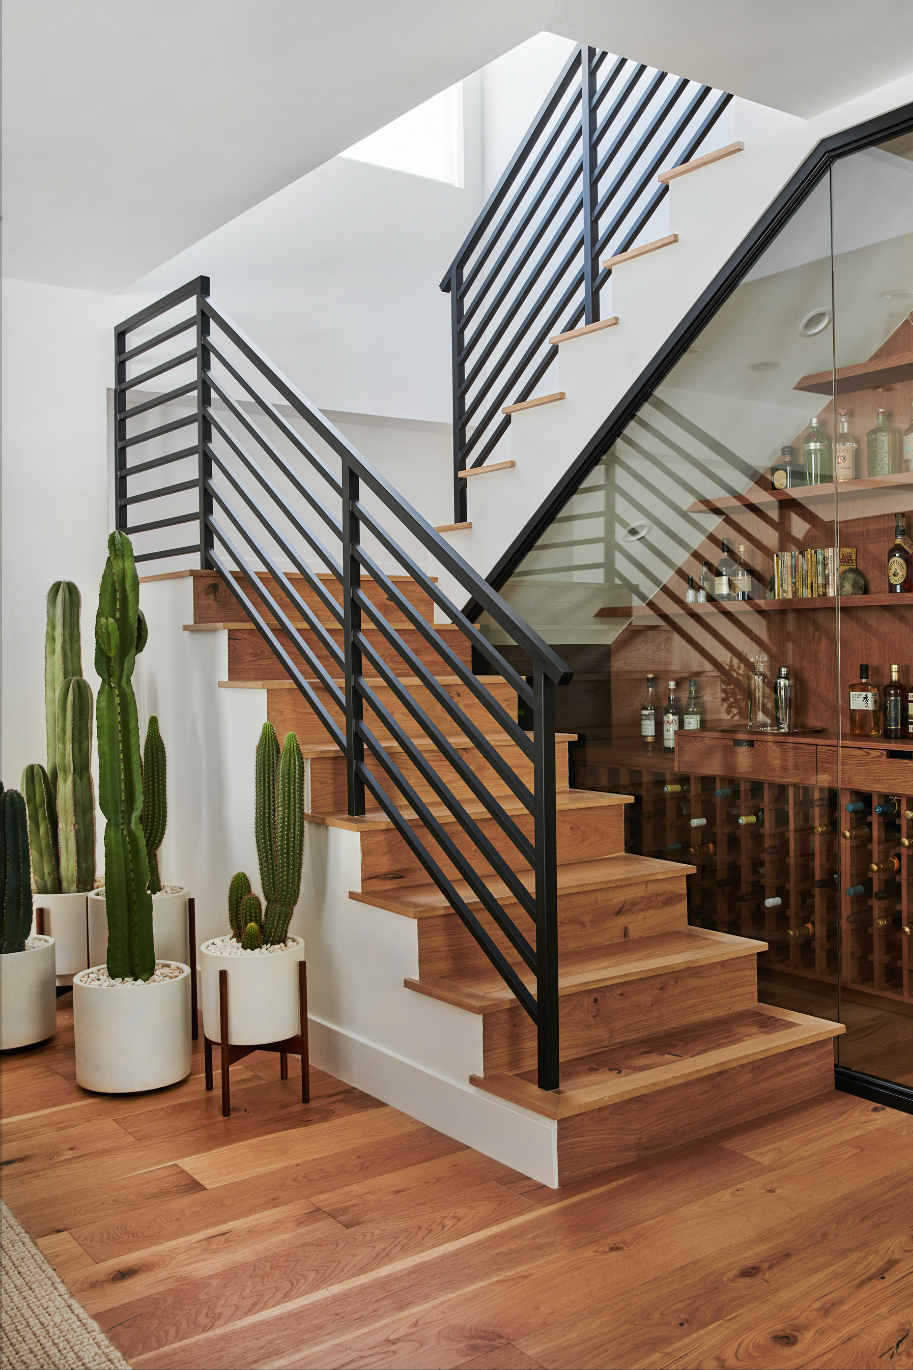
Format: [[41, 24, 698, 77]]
[[0, 1201, 130, 1370]]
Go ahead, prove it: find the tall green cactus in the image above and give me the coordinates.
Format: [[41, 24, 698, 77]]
[[1, 783, 34, 955], [140, 716, 167, 895], [56, 678, 96, 894], [255, 723, 304, 946], [95, 532, 154, 981], [21, 765, 59, 895], [228, 871, 252, 940], [45, 582, 82, 797]]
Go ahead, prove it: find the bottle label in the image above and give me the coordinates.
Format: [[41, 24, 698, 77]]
[[835, 442, 854, 478], [714, 575, 730, 596], [849, 690, 877, 711], [888, 554, 908, 585], [886, 698, 901, 730], [663, 715, 679, 747], [641, 709, 655, 738], [684, 715, 701, 730], [772, 469, 789, 489]]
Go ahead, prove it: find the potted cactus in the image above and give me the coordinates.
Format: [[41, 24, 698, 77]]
[[88, 714, 191, 967], [1, 783, 57, 1050], [200, 722, 305, 1047], [73, 533, 191, 1093], [21, 583, 96, 984]]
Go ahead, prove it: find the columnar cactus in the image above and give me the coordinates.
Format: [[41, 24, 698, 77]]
[[140, 716, 167, 895], [21, 766, 59, 895], [228, 871, 252, 940], [256, 723, 304, 946], [56, 678, 96, 894], [45, 582, 82, 797], [1, 783, 33, 955], [95, 532, 154, 981]]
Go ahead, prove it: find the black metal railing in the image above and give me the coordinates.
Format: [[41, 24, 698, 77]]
[[114, 277, 571, 1090], [441, 45, 731, 521]]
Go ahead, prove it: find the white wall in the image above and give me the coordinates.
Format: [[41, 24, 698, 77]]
[[1, 278, 112, 788], [481, 33, 577, 197]]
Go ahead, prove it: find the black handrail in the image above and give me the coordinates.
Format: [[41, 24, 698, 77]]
[[440, 44, 731, 521], [114, 278, 571, 1090]]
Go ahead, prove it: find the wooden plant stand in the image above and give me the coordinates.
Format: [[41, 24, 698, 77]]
[[204, 961, 310, 1117]]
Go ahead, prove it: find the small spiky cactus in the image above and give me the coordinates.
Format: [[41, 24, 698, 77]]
[[140, 716, 167, 895], [241, 921, 262, 950], [239, 893, 263, 950], [255, 723, 304, 946], [1, 783, 34, 955], [228, 871, 252, 940]]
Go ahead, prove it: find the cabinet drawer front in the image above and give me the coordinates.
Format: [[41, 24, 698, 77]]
[[675, 733, 817, 784], [837, 746, 913, 792]]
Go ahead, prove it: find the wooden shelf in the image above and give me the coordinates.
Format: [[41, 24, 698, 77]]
[[594, 592, 913, 619], [794, 350, 913, 396], [686, 471, 913, 514]]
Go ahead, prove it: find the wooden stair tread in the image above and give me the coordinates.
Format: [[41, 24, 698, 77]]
[[217, 674, 508, 690], [601, 233, 678, 270], [657, 141, 743, 183], [351, 851, 690, 918], [294, 730, 577, 761], [470, 1005, 844, 1119], [404, 927, 766, 1013], [308, 787, 633, 833]]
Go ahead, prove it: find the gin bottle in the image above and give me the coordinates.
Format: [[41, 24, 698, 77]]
[[866, 409, 901, 477], [834, 410, 857, 482], [803, 417, 831, 485]]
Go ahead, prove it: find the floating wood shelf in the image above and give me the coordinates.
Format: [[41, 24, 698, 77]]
[[686, 470, 913, 513], [794, 349, 913, 396], [594, 592, 913, 619]]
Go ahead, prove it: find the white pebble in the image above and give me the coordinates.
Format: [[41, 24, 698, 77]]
[[201, 935, 295, 957]]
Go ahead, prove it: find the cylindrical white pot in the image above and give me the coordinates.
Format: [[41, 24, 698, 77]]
[[0, 939, 57, 1050], [201, 936, 304, 1045], [32, 892, 89, 983], [88, 887, 189, 967], [73, 963, 192, 1092]]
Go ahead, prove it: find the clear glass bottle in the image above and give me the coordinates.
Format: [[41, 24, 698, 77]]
[[748, 654, 773, 730], [774, 665, 795, 733], [731, 545, 752, 599], [714, 539, 737, 601], [699, 559, 714, 601], [640, 673, 660, 751], [866, 408, 902, 477], [904, 400, 913, 473], [849, 664, 882, 737], [884, 664, 905, 740], [683, 679, 703, 731], [685, 575, 697, 604], [834, 409, 857, 482], [887, 512, 913, 593], [803, 416, 831, 485], [663, 680, 681, 751]]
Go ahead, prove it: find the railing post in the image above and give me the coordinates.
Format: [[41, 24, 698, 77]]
[[342, 456, 365, 816], [197, 278, 213, 569], [449, 266, 468, 523], [533, 662, 560, 1091], [114, 325, 128, 533], [581, 46, 600, 326]]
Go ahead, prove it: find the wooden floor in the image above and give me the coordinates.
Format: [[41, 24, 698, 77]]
[[2, 996, 912, 1370]]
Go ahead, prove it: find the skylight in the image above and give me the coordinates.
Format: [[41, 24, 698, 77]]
[[339, 83, 463, 187]]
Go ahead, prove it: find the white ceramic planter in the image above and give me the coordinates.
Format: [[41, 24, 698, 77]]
[[0, 938, 57, 1050], [31, 892, 89, 983], [88, 886, 189, 967], [201, 936, 305, 1045], [73, 963, 192, 1092]]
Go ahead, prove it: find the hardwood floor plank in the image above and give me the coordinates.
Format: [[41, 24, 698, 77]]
[[35, 1230, 97, 1281], [717, 1092, 902, 1165], [800, 1317, 912, 1369], [455, 1350, 545, 1370], [1, 1117, 145, 1177], [4, 1163, 205, 1238], [311, 1150, 520, 1228]]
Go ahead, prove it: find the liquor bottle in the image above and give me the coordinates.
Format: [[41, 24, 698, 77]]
[[663, 782, 689, 794], [663, 681, 681, 751], [685, 575, 697, 604], [714, 540, 737, 601], [834, 410, 857, 482], [842, 826, 871, 840], [866, 408, 902, 477], [803, 416, 831, 485], [771, 445, 801, 490], [887, 513, 913, 593], [884, 666, 906, 739], [869, 856, 901, 874], [904, 400, 913, 473], [738, 811, 764, 826], [683, 679, 703, 731], [849, 665, 882, 737], [732, 546, 752, 599], [774, 666, 795, 733], [699, 560, 714, 601], [748, 654, 773, 731], [640, 674, 660, 751], [715, 787, 734, 797]]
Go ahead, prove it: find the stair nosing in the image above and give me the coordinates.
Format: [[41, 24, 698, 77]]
[[309, 788, 635, 833]]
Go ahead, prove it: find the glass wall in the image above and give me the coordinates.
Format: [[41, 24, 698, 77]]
[[488, 126, 913, 1092]]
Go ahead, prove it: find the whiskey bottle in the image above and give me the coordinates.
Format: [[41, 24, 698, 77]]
[[887, 513, 912, 593], [834, 410, 857, 481], [849, 665, 882, 737], [683, 679, 703, 731], [714, 540, 737, 601], [699, 560, 714, 600], [884, 666, 906, 739], [663, 681, 681, 751], [771, 445, 801, 490], [866, 408, 902, 477], [732, 545, 752, 599], [640, 674, 660, 751], [803, 416, 831, 485], [904, 399, 913, 473], [869, 855, 901, 874]]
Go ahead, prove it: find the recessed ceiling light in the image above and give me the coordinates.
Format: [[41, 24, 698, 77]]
[[748, 362, 780, 372], [623, 521, 651, 542], [799, 308, 831, 337], [881, 289, 913, 299]]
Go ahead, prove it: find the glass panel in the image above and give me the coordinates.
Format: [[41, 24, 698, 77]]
[[831, 131, 913, 1085]]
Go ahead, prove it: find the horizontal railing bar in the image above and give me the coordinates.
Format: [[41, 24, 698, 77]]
[[352, 595, 537, 808], [121, 444, 199, 478], [134, 542, 201, 563], [125, 510, 199, 535], [205, 538, 347, 750], [205, 482, 347, 681], [119, 478, 200, 508], [205, 404, 345, 586], [116, 276, 207, 337], [119, 315, 197, 363], [204, 341, 344, 500], [118, 412, 197, 448], [353, 732, 538, 974], [350, 521, 538, 711], [440, 45, 583, 288], [205, 443, 344, 627], [120, 348, 197, 394], [354, 758, 539, 1020], [121, 380, 198, 420]]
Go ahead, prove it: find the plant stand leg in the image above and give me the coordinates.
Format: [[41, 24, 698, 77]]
[[219, 969, 230, 1118], [280, 1051, 288, 1080], [299, 960, 310, 1104], [204, 1037, 213, 1092], [188, 897, 198, 1041]]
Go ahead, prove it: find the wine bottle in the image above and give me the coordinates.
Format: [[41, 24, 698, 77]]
[[689, 817, 708, 828], [866, 408, 902, 477], [803, 416, 831, 484], [683, 679, 703, 731], [738, 811, 763, 826], [887, 513, 913, 594], [663, 681, 681, 751], [813, 874, 838, 889], [904, 399, 913, 473], [834, 410, 857, 481], [869, 856, 901, 874], [715, 787, 733, 797], [763, 896, 783, 909], [688, 843, 715, 857], [663, 782, 689, 794], [665, 843, 683, 852], [845, 799, 870, 814], [884, 667, 906, 739], [849, 665, 882, 738], [842, 827, 871, 840], [846, 883, 868, 897], [771, 445, 801, 490], [640, 674, 660, 751], [713, 540, 737, 601]]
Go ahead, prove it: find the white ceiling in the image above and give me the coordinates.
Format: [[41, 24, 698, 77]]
[[4, 0, 913, 294]]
